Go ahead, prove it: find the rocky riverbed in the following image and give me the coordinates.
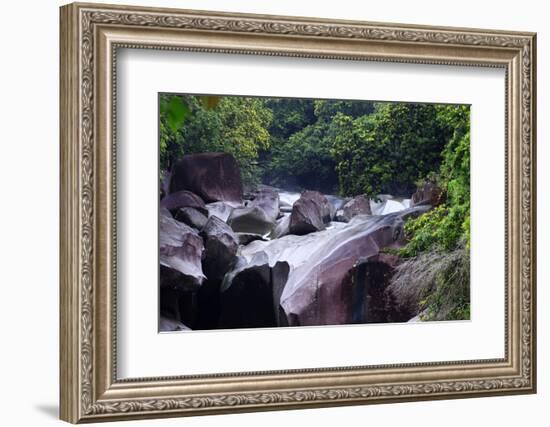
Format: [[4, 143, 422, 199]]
[[159, 152, 436, 331]]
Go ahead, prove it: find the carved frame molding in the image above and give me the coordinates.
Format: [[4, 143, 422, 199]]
[[60, 2, 536, 423]]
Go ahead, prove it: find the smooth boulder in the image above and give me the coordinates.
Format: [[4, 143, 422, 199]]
[[175, 207, 208, 230], [160, 286, 199, 329], [335, 195, 371, 222], [251, 186, 280, 221], [228, 206, 274, 234], [200, 216, 239, 282], [240, 206, 430, 327], [206, 201, 238, 223], [159, 214, 205, 292], [345, 253, 400, 324], [219, 253, 290, 329], [228, 187, 280, 235], [160, 190, 207, 215], [160, 206, 172, 219], [169, 152, 243, 203], [289, 190, 331, 235]]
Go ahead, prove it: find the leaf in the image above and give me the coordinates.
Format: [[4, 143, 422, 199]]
[[163, 96, 191, 133]]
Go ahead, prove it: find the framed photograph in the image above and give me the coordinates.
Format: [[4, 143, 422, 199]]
[[59, 2, 537, 423]]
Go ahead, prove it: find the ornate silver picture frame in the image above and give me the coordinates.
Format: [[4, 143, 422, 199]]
[[60, 2, 536, 423]]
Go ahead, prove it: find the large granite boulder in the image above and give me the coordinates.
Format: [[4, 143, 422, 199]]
[[169, 152, 243, 204], [345, 253, 400, 324], [239, 206, 430, 327], [219, 253, 290, 329], [335, 195, 371, 222], [289, 190, 331, 235], [160, 190, 207, 215], [174, 207, 208, 230], [159, 214, 205, 292], [228, 186, 280, 235], [205, 201, 239, 223], [252, 186, 281, 220], [281, 223, 396, 326], [200, 216, 238, 282], [228, 206, 275, 235], [160, 286, 199, 329]]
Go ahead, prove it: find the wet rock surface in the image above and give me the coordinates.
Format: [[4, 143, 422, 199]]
[[289, 190, 331, 235], [160, 190, 208, 215], [159, 214, 205, 292], [347, 253, 401, 324], [228, 207, 274, 235], [206, 201, 238, 223], [240, 206, 429, 327], [160, 190, 207, 215], [174, 207, 208, 230], [158, 154, 435, 331], [228, 186, 280, 235], [335, 195, 371, 222], [168, 152, 243, 203], [219, 253, 290, 329], [200, 216, 238, 282]]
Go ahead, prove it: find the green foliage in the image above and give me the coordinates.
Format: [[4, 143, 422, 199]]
[[265, 98, 316, 140], [160, 95, 191, 134], [313, 99, 375, 121], [267, 121, 338, 192], [264, 99, 374, 192], [394, 105, 471, 320], [330, 103, 449, 197], [401, 105, 470, 256], [159, 94, 272, 185]]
